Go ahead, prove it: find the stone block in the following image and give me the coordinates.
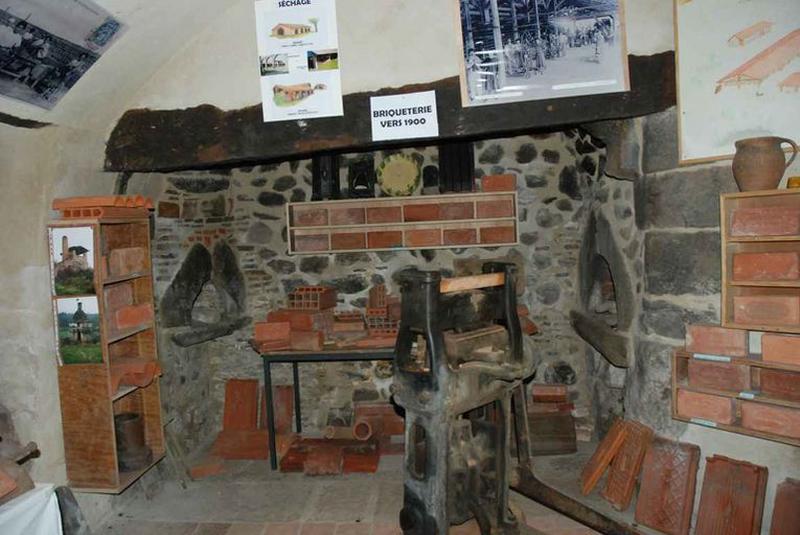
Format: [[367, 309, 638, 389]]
[[476, 199, 514, 219], [366, 206, 402, 224], [685, 324, 747, 357], [761, 333, 800, 366], [367, 231, 402, 249], [254, 321, 291, 343], [676, 389, 734, 425], [695, 455, 768, 535], [479, 225, 516, 244], [443, 228, 477, 245], [481, 174, 516, 192], [440, 202, 474, 220], [108, 247, 148, 276], [330, 232, 366, 251], [741, 402, 800, 439], [644, 231, 721, 295], [640, 300, 718, 340], [582, 117, 642, 180], [758, 369, 800, 402], [222, 379, 259, 431], [290, 330, 324, 351], [404, 229, 441, 247], [403, 203, 440, 222], [688, 360, 750, 391], [733, 295, 800, 326], [730, 207, 800, 237], [329, 207, 365, 226], [291, 207, 328, 228], [113, 304, 153, 331], [641, 108, 679, 174], [733, 252, 800, 281], [293, 234, 329, 252]]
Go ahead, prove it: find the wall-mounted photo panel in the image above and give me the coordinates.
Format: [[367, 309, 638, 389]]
[[55, 296, 102, 364], [49, 226, 95, 296]]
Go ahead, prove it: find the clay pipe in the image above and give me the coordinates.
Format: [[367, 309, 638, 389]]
[[353, 415, 384, 441]]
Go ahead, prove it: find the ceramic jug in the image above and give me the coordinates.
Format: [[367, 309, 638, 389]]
[[732, 136, 798, 191]]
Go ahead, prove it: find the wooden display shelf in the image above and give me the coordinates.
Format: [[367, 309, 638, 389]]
[[103, 271, 151, 286], [106, 322, 154, 344], [729, 280, 800, 287], [74, 454, 165, 494], [675, 349, 800, 374]]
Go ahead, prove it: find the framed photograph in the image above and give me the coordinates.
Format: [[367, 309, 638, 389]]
[[454, 0, 630, 107], [49, 226, 96, 296], [0, 0, 124, 109], [54, 296, 102, 364], [675, 0, 800, 163]]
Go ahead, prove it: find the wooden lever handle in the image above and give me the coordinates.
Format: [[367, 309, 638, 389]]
[[439, 273, 505, 293]]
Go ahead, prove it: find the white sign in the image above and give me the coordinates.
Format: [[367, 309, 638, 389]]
[[370, 91, 440, 142], [254, 0, 343, 123]]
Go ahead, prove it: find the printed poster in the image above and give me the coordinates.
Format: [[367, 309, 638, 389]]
[[255, 0, 343, 122]]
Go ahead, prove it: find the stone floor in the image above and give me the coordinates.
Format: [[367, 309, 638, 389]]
[[100, 455, 600, 535]]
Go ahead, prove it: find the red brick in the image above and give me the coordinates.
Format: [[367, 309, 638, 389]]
[[368, 285, 387, 308], [290, 330, 324, 351], [0, 468, 16, 499], [254, 321, 291, 343], [366, 307, 388, 318], [440, 202, 474, 220], [260, 384, 294, 434], [108, 247, 147, 276], [741, 401, 800, 439], [330, 232, 366, 250], [104, 283, 133, 311], [342, 443, 380, 473], [531, 384, 568, 403], [685, 324, 748, 357], [366, 206, 402, 224], [329, 207, 365, 226], [732, 252, 800, 281], [403, 203, 440, 222], [292, 207, 328, 227], [367, 230, 402, 249], [481, 174, 516, 192], [223, 379, 259, 431], [581, 419, 628, 496], [404, 229, 441, 247], [676, 389, 735, 424], [688, 360, 750, 391], [293, 233, 329, 252], [479, 225, 516, 244], [157, 201, 180, 218], [733, 295, 800, 326], [303, 446, 344, 476], [114, 304, 153, 331], [761, 333, 800, 365], [288, 286, 337, 310], [730, 207, 800, 237], [696, 455, 768, 535], [476, 199, 514, 219], [443, 228, 477, 245], [188, 456, 224, 479], [758, 369, 800, 402], [771, 478, 800, 535], [267, 309, 333, 333], [602, 420, 654, 511]]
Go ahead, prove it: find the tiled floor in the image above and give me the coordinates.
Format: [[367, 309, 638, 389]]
[[100, 456, 599, 534]]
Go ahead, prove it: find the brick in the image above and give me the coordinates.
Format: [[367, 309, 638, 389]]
[[329, 207, 365, 226], [476, 199, 514, 219], [293, 233, 329, 252], [531, 384, 568, 403], [254, 321, 291, 343], [341, 442, 381, 473], [733, 295, 800, 326], [108, 247, 147, 276], [730, 207, 800, 237], [109, 356, 161, 392], [580, 419, 628, 495], [368, 284, 387, 308], [253, 339, 291, 352], [188, 456, 224, 479], [260, 384, 294, 434], [303, 446, 344, 476], [687, 360, 750, 391], [770, 478, 800, 535], [288, 286, 337, 310], [223, 379, 259, 431], [479, 225, 516, 244], [267, 309, 333, 333], [366, 206, 402, 224], [443, 228, 477, 245], [104, 283, 133, 311], [367, 230, 402, 249], [634, 437, 700, 535], [602, 420, 654, 511], [676, 389, 735, 425], [761, 333, 800, 365], [290, 330, 324, 351], [212, 429, 268, 460], [685, 324, 748, 357], [330, 232, 366, 250], [113, 304, 153, 331], [696, 455, 768, 535], [404, 229, 441, 247], [157, 201, 180, 218], [481, 174, 516, 192], [403, 203, 440, 222], [759, 369, 800, 402], [741, 401, 800, 439], [366, 307, 388, 318], [440, 202, 474, 220], [292, 207, 328, 227], [732, 252, 800, 281]]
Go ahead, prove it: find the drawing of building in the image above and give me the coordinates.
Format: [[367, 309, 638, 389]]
[[273, 83, 316, 102], [728, 21, 774, 47], [271, 23, 312, 37], [716, 29, 800, 93], [779, 72, 800, 93]]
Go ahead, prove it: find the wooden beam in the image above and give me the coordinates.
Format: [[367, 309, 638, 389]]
[[105, 52, 675, 173], [440, 273, 505, 293]]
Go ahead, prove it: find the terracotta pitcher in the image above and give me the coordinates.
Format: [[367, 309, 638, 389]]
[[732, 136, 798, 191]]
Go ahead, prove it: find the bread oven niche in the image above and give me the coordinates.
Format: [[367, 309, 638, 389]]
[[160, 242, 248, 347], [570, 212, 634, 368]]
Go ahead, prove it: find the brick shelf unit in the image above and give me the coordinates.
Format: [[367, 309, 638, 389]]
[[49, 217, 165, 493], [672, 349, 800, 447], [285, 191, 519, 254], [721, 189, 800, 333]]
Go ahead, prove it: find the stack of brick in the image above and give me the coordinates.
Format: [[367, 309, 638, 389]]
[[254, 286, 337, 352], [528, 384, 576, 456], [351, 284, 400, 348], [52, 195, 153, 219]]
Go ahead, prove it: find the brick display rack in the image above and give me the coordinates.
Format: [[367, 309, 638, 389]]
[[285, 191, 519, 254], [721, 189, 800, 333], [48, 203, 165, 493]]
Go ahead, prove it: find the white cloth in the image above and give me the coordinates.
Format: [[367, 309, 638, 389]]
[[0, 484, 63, 535]]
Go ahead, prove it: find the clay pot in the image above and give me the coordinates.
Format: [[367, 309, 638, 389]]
[[732, 136, 798, 191]]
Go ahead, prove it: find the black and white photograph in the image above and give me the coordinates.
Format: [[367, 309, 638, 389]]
[[260, 53, 290, 76], [0, 0, 124, 109], [456, 0, 629, 106]]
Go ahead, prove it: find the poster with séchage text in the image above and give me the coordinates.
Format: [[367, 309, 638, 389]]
[[255, 0, 343, 122]]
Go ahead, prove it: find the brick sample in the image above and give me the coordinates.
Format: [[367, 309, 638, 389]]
[[366, 206, 402, 224], [733, 295, 800, 326], [113, 304, 153, 331], [287, 286, 337, 310], [443, 228, 477, 245], [108, 247, 147, 276], [367, 230, 402, 249], [403, 203, 440, 222], [580, 418, 628, 495], [481, 174, 516, 192], [741, 401, 800, 439], [254, 321, 291, 343], [476, 199, 514, 219], [758, 368, 800, 401], [440, 202, 474, 220], [602, 420, 654, 511], [267, 309, 333, 333], [404, 229, 441, 247], [329, 207, 365, 226], [687, 359, 750, 391], [303, 445, 344, 476], [730, 207, 800, 236], [291, 207, 328, 227], [733, 252, 800, 281], [292, 234, 328, 252], [330, 232, 366, 250], [676, 389, 735, 425], [761, 333, 800, 365], [260, 384, 294, 434], [290, 330, 324, 351], [695, 455, 768, 535], [770, 478, 800, 535], [634, 437, 700, 535], [104, 283, 133, 311], [479, 225, 516, 244], [685, 324, 748, 357], [222, 379, 259, 431]]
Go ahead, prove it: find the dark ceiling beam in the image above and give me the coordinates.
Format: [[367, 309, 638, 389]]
[[0, 111, 51, 129], [105, 51, 674, 173]]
